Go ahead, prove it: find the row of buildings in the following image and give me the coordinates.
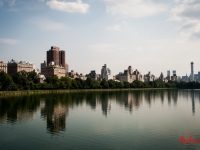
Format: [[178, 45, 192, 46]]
[[0, 46, 199, 83]]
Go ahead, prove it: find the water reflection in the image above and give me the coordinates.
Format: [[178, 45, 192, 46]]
[[40, 95, 69, 135], [0, 90, 200, 136], [0, 95, 40, 124], [191, 90, 195, 115]]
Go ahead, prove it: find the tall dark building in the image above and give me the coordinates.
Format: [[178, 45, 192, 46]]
[[191, 62, 194, 81], [59, 50, 65, 68], [46, 46, 65, 67], [47, 46, 60, 66]]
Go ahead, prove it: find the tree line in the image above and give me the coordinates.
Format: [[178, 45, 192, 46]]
[[0, 70, 200, 91]]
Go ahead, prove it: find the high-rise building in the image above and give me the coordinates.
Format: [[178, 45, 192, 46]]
[[173, 70, 176, 76], [47, 46, 60, 66], [191, 62, 194, 81], [41, 46, 66, 78], [59, 50, 65, 68], [101, 64, 112, 80], [167, 70, 170, 77], [47, 46, 66, 67], [167, 70, 170, 80]]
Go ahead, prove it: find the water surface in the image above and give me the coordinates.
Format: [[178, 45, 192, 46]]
[[0, 90, 200, 150]]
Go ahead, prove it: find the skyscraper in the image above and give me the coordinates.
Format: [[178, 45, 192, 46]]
[[167, 70, 170, 77], [191, 62, 194, 81], [59, 50, 65, 68], [41, 46, 66, 78], [47, 46, 66, 68], [47, 46, 60, 66]]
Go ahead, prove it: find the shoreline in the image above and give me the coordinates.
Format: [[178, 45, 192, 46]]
[[0, 88, 178, 97]]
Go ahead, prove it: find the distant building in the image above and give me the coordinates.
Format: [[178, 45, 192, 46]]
[[41, 65, 65, 79], [173, 70, 176, 76], [0, 61, 7, 73], [7, 59, 34, 75], [143, 71, 154, 82], [182, 74, 189, 82], [167, 70, 170, 80], [101, 64, 112, 80], [65, 63, 69, 75], [194, 74, 198, 82], [191, 62, 194, 81], [86, 70, 101, 81], [159, 72, 164, 81], [198, 72, 200, 82], [115, 66, 143, 83], [41, 46, 66, 78]]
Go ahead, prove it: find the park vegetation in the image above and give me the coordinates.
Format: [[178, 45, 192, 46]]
[[0, 70, 200, 91]]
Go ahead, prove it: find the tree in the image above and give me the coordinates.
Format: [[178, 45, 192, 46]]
[[0, 71, 13, 90], [123, 81, 130, 88], [100, 79, 109, 88], [60, 77, 72, 89], [86, 78, 95, 89]]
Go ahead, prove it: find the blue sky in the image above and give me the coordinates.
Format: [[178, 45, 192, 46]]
[[1, 0, 200, 77]]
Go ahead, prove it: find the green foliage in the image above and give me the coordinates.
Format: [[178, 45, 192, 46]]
[[100, 79, 109, 88], [2, 70, 200, 91], [0, 71, 13, 90]]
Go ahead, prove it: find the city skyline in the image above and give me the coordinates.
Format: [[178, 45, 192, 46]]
[[1, 0, 200, 77]]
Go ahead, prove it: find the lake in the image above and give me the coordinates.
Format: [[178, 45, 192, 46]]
[[0, 89, 200, 150]]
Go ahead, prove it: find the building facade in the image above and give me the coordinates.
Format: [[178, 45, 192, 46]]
[[47, 46, 66, 68], [115, 66, 143, 83], [41, 46, 67, 78], [41, 65, 65, 78], [7, 59, 34, 75], [86, 70, 101, 80], [143, 71, 154, 82], [0, 61, 7, 73], [101, 64, 112, 80]]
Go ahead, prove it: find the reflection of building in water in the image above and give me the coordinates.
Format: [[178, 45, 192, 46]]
[[191, 90, 195, 115], [41, 103, 68, 135], [167, 91, 171, 106], [99, 93, 111, 117], [144, 91, 154, 106], [116, 91, 142, 113]]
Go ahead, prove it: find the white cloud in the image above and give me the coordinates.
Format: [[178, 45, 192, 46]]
[[34, 19, 66, 30], [0, 38, 18, 44], [104, 0, 167, 18], [46, 0, 90, 13], [170, 0, 200, 38], [106, 24, 121, 31]]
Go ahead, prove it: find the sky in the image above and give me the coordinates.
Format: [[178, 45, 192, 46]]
[[1, 0, 200, 77]]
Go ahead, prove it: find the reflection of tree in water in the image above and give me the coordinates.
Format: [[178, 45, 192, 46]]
[[40, 95, 69, 135], [85, 92, 97, 110], [0, 95, 40, 124]]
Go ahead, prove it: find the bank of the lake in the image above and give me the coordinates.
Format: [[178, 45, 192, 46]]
[[0, 88, 177, 97]]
